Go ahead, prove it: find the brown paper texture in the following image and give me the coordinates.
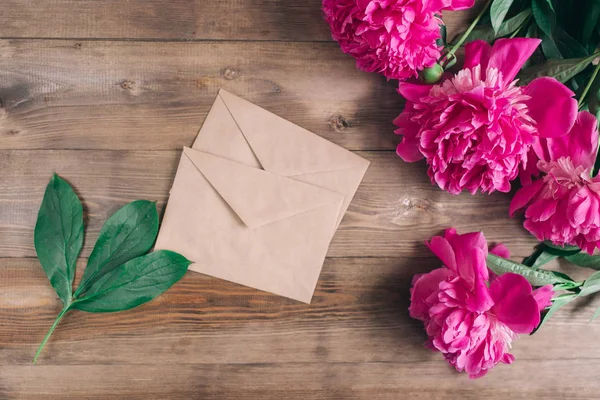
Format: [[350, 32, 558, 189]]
[[155, 90, 370, 303]]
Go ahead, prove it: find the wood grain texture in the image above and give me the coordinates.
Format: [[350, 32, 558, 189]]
[[0, 150, 540, 259], [1, 257, 599, 399], [4, 360, 600, 400], [0, 1, 471, 41], [1, 0, 595, 398], [0, 40, 402, 151]]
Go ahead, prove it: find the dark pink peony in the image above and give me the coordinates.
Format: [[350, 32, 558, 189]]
[[409, 228, 553, 378], [510, 111, 600, 254], [322, 0, 474, 80], [395, 39, 579, 194]]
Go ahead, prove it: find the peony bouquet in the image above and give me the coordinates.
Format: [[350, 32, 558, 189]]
[[324, 0, 600, 378]]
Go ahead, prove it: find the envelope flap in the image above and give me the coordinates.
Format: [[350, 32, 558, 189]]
[[192, 94, 262, 169], [218, 89, 365, 176], [183, 147, 344, 229]]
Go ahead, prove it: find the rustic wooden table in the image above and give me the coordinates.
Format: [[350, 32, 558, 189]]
[[1, 1, 599, 399]]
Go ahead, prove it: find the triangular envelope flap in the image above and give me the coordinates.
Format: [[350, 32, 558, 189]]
[[292, 163, 369, 228], [183, 147, 344, 229], [192, 95, 262, 169], [218, 89, 364, 176]]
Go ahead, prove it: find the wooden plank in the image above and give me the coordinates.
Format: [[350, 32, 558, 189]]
[[0, 1, 472, 41], [1, 257, 599, 367], [2, 360, 600, 400], [0, 39, 404, 151], [0, 150, 540, 258]]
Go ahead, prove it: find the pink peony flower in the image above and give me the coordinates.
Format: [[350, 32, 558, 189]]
[[322, 0, 474, 80], [510, 111, 600, 254], [409, 228, 553, 378], [395, 39, 579, 194]]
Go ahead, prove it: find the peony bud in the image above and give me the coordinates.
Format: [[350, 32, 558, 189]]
[[420, 64, 444, 84]]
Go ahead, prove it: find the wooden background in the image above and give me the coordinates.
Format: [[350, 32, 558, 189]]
[[1, 1, 599, 399]]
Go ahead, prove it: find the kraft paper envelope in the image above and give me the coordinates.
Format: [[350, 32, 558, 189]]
[[155, 89, 370, 303]]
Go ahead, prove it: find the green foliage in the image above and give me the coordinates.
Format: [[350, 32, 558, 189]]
[[75, 200, 159, 298], [34, 174, 84, 305], [531, 0, 556, 38], [33, 174, 190, 363], [540, 241, 582, 256], [565, 252, 600, 270], [537, 293, 577, 330], [72, 251, 190, 313], [491, 0, 515, 33], [450, 0, 600, 99], [517, 53, 599, 85], [486, 253, 573, 286]]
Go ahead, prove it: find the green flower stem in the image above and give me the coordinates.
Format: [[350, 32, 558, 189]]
[[33, 304, 71, 364], [444, 0, 493, 63], [578, 60, 600, 109]]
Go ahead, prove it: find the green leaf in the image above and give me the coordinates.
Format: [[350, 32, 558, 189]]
[[536, 294, 577, 330], [582, 0, 600, 46], [72, 250, 191, 313], [497, 8, 532, 37], [450, 25, 496, 44], [541, 241, 582, 256], [490, 0, 515, 34], [486, 253, 573, 287], [578, 271, 600, 296], [517, 53, 599, 85], [590, 305, 600, 321], [34, 173, 84, 304], [436, 23, 447, 48], [532, 0, 556, 37], [532, 251, 558, 269], [450, 9, 532, 45], [541, 34, 562, 60], [74, 200, 159, 297], [565, 252, 600, 270], [555, 27, 589, 59]]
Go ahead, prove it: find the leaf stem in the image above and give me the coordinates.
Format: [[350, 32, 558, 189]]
[[33, 305, 70, 364], [579, 59, 600, 109], [443, 0, 493, 64]]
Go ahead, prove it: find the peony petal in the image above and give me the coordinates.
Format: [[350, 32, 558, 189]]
[[426, 236, 458, 273], [409, 267, 454, 320], [443, 231, 490, 285], [398, 82, 432, 103], [532, 137, 551, 163], [567, 187, 592, 226], [490, 243, 510, 258], [547, 110, 599, 168], [532, 284, 553, 311], [525, 77, 577, 138], [519, 147, 541, 186], [396, 139, 425, 162], [445, 0, 476, 10], [490, 273, 540, 334], [525, 198, 558, 222], [447, 231, 488, 253], [488, 38, 541, 83], [427, 0, 475, 11], [509, 179, 544, 216], [463, 40, 491, 73], [501, 353, 515, 365], [465, 248, 494, 313]]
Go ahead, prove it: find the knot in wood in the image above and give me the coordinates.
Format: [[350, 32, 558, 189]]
[[329, 115, 351, 132], [222, 68, 240, 80], [120, 80, 135, 90]]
